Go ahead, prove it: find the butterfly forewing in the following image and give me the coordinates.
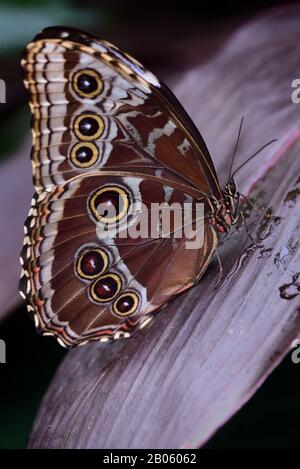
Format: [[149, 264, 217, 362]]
[[22, 26, 221, 196]]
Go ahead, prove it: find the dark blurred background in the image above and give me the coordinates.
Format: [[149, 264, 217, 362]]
[[0, 0, 299, 449]]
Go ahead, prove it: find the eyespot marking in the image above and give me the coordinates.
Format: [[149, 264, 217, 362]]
[[113, 291, 139, 317], [73, 113, 104, 141], [70, 142, 99, 168], [75, 248, 109, 280], [89, 273, 122, 303], [88, 185, 130, 224], [72, 68, 103, 99]]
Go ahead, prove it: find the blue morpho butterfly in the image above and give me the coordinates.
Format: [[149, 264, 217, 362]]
[[19, 27, 275, 347]]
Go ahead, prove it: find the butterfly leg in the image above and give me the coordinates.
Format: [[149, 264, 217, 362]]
[[240, 193, 271, 218], [232, 201, 254, 243], [214, 247, 224, 287], [239, 211, 254, 242]]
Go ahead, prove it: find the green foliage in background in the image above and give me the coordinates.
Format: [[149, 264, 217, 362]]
[[0, 0, 107, 53]]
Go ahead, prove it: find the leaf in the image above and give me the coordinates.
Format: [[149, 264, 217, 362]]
[[28, 7, 300, 448]]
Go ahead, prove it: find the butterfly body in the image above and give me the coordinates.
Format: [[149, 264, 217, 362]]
[[19, 27, 238, 347]]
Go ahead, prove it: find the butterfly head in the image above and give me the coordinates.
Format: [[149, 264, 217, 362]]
[[224, 177, 239, 208], [211, 178, 240, 235]]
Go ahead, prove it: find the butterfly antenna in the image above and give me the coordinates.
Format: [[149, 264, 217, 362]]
[[231, 138, 278, 179], [228, 116, 244, 180]]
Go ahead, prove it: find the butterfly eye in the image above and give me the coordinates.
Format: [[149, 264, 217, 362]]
[[90, 273, 122, 303], [70, 142, 99, 168], [72, 68, 103, 98], [89, 186, 130, 224], [76, 248, 109, 280], [113, 292, 139, 317], [73, 113, 104, 140]]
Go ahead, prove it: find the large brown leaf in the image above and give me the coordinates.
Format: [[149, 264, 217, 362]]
[[28, 6, 300, 448]]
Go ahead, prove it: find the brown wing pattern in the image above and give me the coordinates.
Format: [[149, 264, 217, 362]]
[[20, 27, 220, 347], [22, 26, 221, 198], [20, 173, 217, 346]]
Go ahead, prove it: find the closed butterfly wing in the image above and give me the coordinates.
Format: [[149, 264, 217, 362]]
[[20, 27, 221, 346], [20, 172, 217, 346]]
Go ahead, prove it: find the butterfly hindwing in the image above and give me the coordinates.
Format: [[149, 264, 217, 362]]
[[20, 172, 217, 346]]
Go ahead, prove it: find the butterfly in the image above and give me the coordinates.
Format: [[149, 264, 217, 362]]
[[19, 26, 241, 348]]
